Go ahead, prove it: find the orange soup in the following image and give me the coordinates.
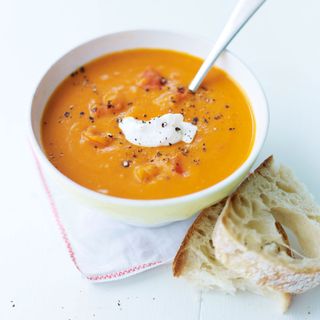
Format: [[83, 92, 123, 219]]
[[41, 49, 255, 199]]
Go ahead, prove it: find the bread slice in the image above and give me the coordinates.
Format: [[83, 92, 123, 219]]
[[213, 156, 320, 294], [173, 200, 291, 312]]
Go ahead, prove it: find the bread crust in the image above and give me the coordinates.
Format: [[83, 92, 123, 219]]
[[173, 202, 225, 277]]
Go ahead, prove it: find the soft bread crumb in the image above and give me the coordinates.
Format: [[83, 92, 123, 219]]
[[213, 156, 320, 294]]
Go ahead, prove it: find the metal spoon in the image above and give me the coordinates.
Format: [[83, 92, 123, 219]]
[[189, 0, 266, 92]]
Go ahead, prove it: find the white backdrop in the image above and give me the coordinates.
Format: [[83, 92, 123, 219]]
[[1, 0, 320, 319]]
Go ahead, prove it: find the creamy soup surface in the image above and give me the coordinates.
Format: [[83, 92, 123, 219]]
[[42, 49, 255, 199]]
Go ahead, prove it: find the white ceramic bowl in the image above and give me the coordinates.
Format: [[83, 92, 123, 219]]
[[29, 30, 269, 226]]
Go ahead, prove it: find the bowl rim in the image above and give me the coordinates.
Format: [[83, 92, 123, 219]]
[[29, 28, 269, 207]]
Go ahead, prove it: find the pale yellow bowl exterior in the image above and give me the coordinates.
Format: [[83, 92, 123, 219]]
[[46, 167, 246, 226]]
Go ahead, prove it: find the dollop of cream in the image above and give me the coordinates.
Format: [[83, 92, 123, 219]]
[[118, 113, 197, 147]]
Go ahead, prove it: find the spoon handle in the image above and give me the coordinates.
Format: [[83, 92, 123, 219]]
[[189, 0, 266, 92]]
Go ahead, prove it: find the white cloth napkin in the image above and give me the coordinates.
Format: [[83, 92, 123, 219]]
[[34, 154, 196, 282]]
